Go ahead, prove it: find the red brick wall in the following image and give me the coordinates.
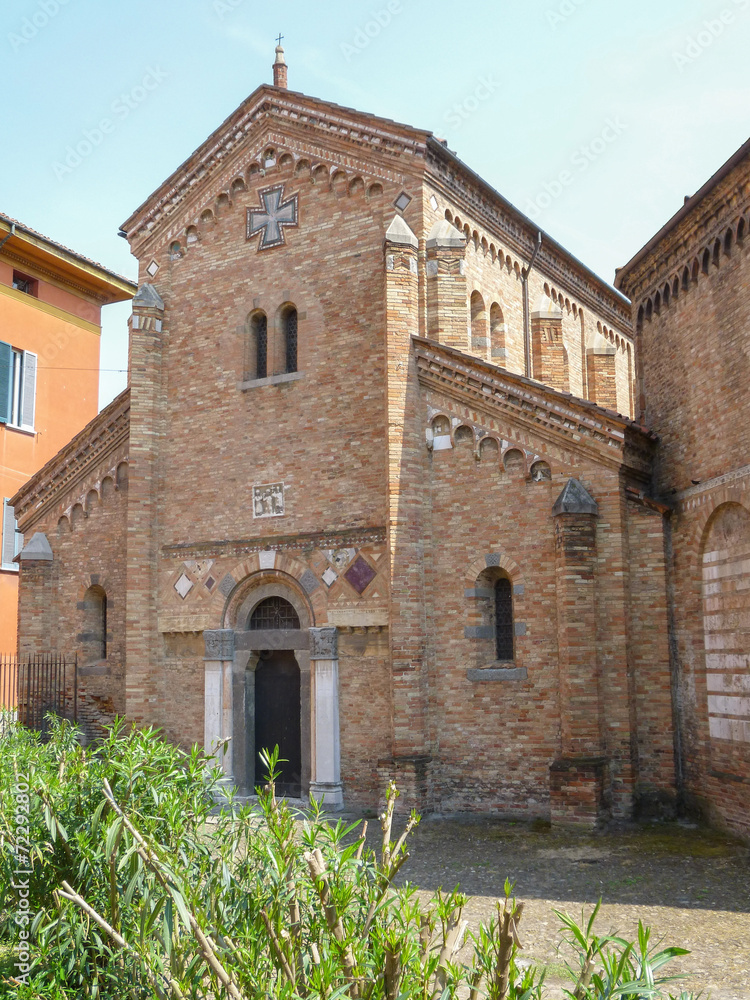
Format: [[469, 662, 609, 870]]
[[617, 152, 750, 837], [17, 469, 129, 740], [634, 240, 750, 494], [338, 627, 391, 805], [420, 405, 672, 818]]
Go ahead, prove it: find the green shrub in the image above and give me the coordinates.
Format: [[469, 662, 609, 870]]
[[0, 722, 697, 999]]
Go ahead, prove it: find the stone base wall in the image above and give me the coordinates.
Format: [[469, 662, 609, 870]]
[[549, 757, 610, 830]]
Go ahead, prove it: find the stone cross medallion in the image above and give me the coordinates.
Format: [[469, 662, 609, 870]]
[[247, 184, 299, 250]]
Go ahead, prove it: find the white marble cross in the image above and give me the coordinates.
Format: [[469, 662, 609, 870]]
[[247, 185, 299, 249]]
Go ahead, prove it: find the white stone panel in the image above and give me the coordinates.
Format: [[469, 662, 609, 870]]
[[258, 550, 277, 570]]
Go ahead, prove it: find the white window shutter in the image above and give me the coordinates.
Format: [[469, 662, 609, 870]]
[[21, 351, 37, 429], [2, 500, 18, 569]]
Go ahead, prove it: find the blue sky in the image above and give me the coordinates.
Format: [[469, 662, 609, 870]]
[[2, 0, 748, 407]]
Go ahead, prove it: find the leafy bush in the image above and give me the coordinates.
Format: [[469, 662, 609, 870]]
[[0, 721, 697, 999]]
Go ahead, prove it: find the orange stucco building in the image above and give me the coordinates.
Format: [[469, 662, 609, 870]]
[[0, 215, 136, 653]]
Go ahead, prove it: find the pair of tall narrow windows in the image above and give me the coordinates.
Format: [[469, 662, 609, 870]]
[[248, 307, 298, 381]]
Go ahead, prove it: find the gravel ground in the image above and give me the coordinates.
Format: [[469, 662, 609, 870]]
[[367, 815, 750, 999]]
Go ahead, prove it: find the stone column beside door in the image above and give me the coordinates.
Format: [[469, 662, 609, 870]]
[[309, 626, 343, 809], [203, 630, 235, 786]]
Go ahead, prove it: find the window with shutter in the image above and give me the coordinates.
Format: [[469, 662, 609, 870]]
[[21, 351, 37, 429], [0, 341, 11, 425], [1, 500, 22, 572], [0, 346, 37, 429]]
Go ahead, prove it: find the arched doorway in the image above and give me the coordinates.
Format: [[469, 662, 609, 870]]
[[250, 597, 302, 796]]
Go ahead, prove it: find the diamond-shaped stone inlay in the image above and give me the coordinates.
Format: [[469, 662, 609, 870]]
[[175, 574, 194, 600], [394, 191, 412, 212], [344, 556, 377, 595], [322, 567, 338, 588], [300, 569, 320, 594], [147, 260, 159, 277], [205, 576, 216, 592]]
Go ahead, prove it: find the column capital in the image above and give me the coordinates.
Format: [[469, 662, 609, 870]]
[[309, 626, 338, 659], [204, 629, 235, 661]]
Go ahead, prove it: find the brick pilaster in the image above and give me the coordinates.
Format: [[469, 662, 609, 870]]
[[125, 284, 166, 727], [425, 220, 467, 350], [16, 533, 54, 658], [531, 300, 568, 391], [383, 216, 431, 808], [587, 345, 618, 410], [551, 479, 608, 828]]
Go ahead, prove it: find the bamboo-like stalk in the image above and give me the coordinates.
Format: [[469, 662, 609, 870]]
[[384, 940, 402, 1000], [432, 908, 467, 997], [355, 820, 368, 862], [390, 813, 418, 870], [380, 782, 397, 873], [419, 913, 433, 964], [261, 908, 297, 987], [573, 950, 596, 999], [492, 899, 524, 1000], [305, 848, 360, 997], [468, 966, 484, 1000]]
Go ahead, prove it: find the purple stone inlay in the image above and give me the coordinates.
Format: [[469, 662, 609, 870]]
[[344, 555, 377, 595]]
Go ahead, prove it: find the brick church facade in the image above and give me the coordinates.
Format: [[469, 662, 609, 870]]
[[10, 50, 748, 833]]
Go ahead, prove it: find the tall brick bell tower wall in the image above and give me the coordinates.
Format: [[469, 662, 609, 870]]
[[617, 139, 750, 839]]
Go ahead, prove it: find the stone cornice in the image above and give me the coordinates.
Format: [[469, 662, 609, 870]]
[[162, 526, 386, 561], [413, 337, 655, 476], [121, 85, 430, 250], [672, 464, 750, 506], [616, 138, 750, 303], [425, 140, 633, 333], [0, 247, 110, 304], [11, 389, 130, 529]]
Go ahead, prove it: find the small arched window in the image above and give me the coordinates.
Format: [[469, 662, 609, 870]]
[[470, 291, 487, 349], [247, 312, 268, 380], [490, 302, 505, 360], [283, 306, 298, 374], [250, 596, 301, 630], [494, 578, 514, 661], [81, 585, 107, 662]]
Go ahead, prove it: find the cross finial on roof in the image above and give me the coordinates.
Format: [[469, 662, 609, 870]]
[[273, 34, 288, 88]]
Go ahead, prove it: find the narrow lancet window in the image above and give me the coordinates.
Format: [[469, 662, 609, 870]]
[[494, 578, 514, 660]]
